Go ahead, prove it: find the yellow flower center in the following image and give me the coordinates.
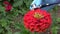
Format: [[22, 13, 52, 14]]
[[34, 12, 44, 19]]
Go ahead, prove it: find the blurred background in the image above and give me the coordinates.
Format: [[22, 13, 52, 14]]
[[0, 0, 60, 34]]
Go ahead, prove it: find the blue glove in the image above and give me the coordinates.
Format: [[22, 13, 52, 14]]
[[30, 0, 42, 10], [30, 0, 60, 11]]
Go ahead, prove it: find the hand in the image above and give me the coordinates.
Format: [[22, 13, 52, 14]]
[[30, 0, 59, 11], [30, 0, 42, 10], [41, 0, 59, 11]]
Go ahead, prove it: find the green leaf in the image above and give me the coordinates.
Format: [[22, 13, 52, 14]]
[[21, 30, 32, 34], [8, 0, 11, 1], [53, 6, 58, 11], [0, 27, 3, 33], [52, 26, 58, 34], [12, 10, 19, 16], [24, 0, 32, 7], [0, 19, 7, 27], [57, 18, 60, 22], [14, 32, 21, 34], [0, 0, 2, 1], [7, 31, 12, 34], [0, 5, 5, 12], [14, 0, 20, 2], [19, 9, 27, 15], [14, 23, 21, 29], [13, 0, 23, 7]]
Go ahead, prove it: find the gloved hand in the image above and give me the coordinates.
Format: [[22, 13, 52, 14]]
[[30, 0, 42, 10], [30, 0, 60, 11]]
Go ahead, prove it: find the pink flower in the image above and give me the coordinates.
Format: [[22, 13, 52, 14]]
[[5, 4, 12, 11], [3, 1, 9, 5], [3, 1, 12, 11]]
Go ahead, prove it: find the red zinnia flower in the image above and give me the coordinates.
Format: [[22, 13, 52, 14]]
[[24, 9, 52, 32], [5, 4, 12, 11], [3, 1, 12, 11], [3, 1, 10, 5]]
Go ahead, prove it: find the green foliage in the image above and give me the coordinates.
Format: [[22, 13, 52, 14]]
[[52, 26, 58, 34], [14, 32, 21, 34], [0, 0, 59, 34], [57, 18, 60, 22], [0, 18, 7, 27], [13, 0, 23, 7], [0, 0, 33, 34], [0, 5, 5, 12]]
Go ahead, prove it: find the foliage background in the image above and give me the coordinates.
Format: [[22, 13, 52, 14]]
[[0, 0, 60, 34]]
